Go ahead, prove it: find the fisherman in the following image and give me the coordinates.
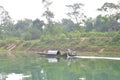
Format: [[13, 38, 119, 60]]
[[67, 49, 73, 55]]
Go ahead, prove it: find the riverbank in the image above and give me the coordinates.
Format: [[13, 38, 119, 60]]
[[0, 37, 120, 57]]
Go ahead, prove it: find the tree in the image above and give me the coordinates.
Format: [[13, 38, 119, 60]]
[[62, 19, 75, 32], [32, 19, 44, 31], [98, 2, 120, 31], [85, 18, 94, 32], [0, 6, 14, 38], [0, 6, 12, 26], [42, 0, 54, 25], [15, 19, 32, 30], [42, 10, 54, 24], [66, 3, 86, 25], [98, 2, 120, 16], [94, 15, 110, 32]]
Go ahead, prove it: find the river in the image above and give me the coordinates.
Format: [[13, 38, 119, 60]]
[[0, 53, 120, 80]]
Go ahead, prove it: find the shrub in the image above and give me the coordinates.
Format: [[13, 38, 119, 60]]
[[22, 42, 32, 48], [58, 33, 67, 39], [113, 31, 120, 42]]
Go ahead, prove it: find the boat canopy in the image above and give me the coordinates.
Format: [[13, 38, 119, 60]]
[[47, 50, 61, 55]]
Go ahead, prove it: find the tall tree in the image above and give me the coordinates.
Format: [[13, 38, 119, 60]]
[[0, 5, 13, 38], [32, 18, 44, 31], [98, 2, 120, 31], [62, 18, 75, 32], [85, 18, 94, 32], [15, 19, 32, 30], [0, 6, 12, 26], [42, 0, 54, 25], [98, 2, 120, 17], [66, 3, 86, 25], [94, 15, 110, 32]]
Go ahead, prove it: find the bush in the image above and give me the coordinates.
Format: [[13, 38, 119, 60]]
[[113, 31, 120, 42], [0, 41, 6, 47], [58, 33, 67, 39], [22, 42, 32, 48]]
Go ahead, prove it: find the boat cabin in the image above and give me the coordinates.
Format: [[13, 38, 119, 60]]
[[47, 50, 61, 55]]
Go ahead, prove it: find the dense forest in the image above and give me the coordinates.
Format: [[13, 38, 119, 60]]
[[0, 1, 120, 54]]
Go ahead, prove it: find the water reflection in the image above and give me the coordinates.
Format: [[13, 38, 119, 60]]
[[31, 70, 47, 80], [0, 54, 120, 80], [48, 58, 59, 63], [79, 77, 86, 80], [0, 73, 30, 80]]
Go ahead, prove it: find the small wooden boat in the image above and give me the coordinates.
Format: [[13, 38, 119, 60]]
[[37, 49, 76, 58]]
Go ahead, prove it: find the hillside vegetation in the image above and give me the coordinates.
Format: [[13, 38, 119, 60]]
[[0, 31, 120, 57], [0, 2, 120, 57]]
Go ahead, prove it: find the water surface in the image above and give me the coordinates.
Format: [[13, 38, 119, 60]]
[[0, 53, 120, 80]]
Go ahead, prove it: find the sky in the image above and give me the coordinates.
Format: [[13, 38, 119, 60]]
[[0, 0, 118, 21]]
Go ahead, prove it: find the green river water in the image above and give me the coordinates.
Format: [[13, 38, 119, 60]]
[[0, 53, 120, 80]]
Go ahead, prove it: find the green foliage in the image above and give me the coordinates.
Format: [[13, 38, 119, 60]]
[[32, 19, 44, 31], [0, 6, 12, 26], [42, 34, 52, 41], [96, 41, 106, 46], [22, 32, 32, 40], [42, 0, 54, 24], [66, 3, 85, 24], [22, 42, 32, 48], [0, 40, 6, 47], [0, 2, 120, 55], [113, 31, 120, 42], [58, 33, 67, 39]]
